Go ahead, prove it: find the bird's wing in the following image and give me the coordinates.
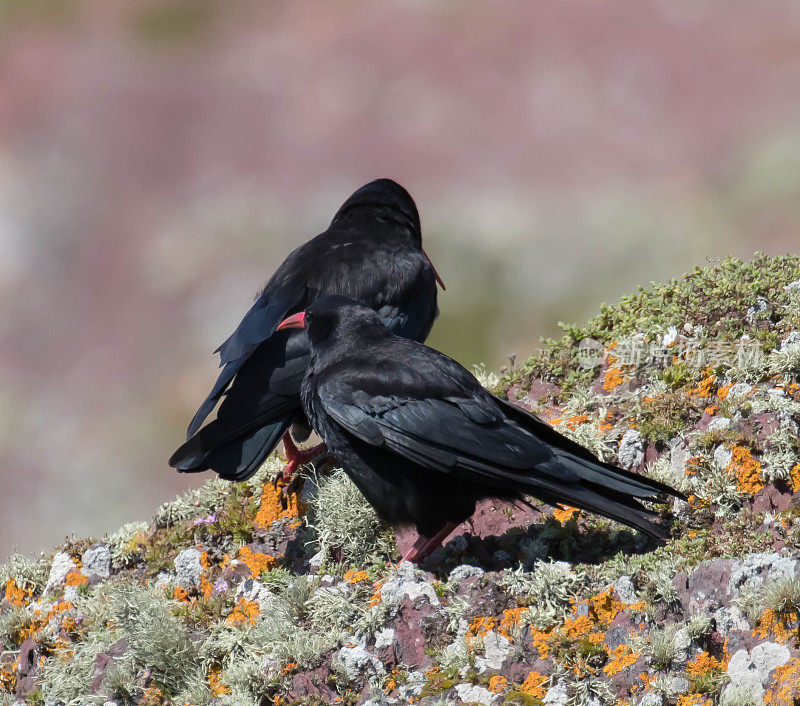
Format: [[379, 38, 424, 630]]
[[314, 348, 681, 539]]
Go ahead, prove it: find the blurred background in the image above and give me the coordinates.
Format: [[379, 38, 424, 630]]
[[2, 0, 800, 559]]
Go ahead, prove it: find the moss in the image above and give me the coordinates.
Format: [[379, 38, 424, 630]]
[[505, 253, 800, 395]]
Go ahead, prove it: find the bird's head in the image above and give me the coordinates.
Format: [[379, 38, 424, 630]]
[[277, 296, 386, 348], [331, 179, 444, 290]]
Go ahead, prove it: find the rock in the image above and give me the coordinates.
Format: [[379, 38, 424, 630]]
[[727, 383, 753, 399], [714, 444, 733, 469], [725, 643, 791, 701], [670, 438, 690, 478], [454, 683, 499, 705], [604, 625, 629, 652], [475, 631, 511, 673], [728, 553, 798, 593], [780, 331, 800, 350], [619, 429, 645, 470], [81, 545, 111, 579], [673, 627, 691, 662], [334, 645, 385, 686], [396, 670, 426, 701], [173, 548, 203, 589], [449, 564, 484, 584], [746, 299, 769, 325], [45, 552, 74, 591], [234, 578, 279, 611], [713, 605, 749, 637], [381, 562, 439, 609], [638, 693, 663, 706], [669, 675, 690, 694], [707, 417, 731, 431], [543, 679, 569, 705], [374, 628, 395, 649], [784, 279, 800, 291], [308, 551, 324, 571], [614, 575, 638, 604]]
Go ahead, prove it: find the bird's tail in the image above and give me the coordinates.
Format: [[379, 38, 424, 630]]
[[169, 408, 293, 481], [498, 400, 684, 539]]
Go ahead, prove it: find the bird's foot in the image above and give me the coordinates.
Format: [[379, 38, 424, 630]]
[[401, 523, 459, 564], [281, 433, 327, 482]]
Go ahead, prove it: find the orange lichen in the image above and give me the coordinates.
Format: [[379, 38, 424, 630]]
[[384, 668, 400, 693], [686, 651, 724, 676], [603, 366, 629, 392], [236, 547, 278, 578], [227, 598, 260, 625], [603, 644, 640, 676], [753, 608, 795, 642], [791, 463, 800, 493], [281, 662, 299, 674], [173, 586, 191, 603], [467, 616, 498, 641], [717, 384, 732, 399], [519, 670, 547, 699], [500, 607, 526, 633], [3, 578, 29, 607], [208, 665, 231, 697], [589, 587, 645, 623], [561, 615, 593, 637], [64, 570, 88, 586], [344, 569, 370, 584], [0, 659, 17, 693], [704, 405, 718, 416], [200, 576, 214, 599], [563, 413, 588, 430], [553, 505, 580, 523], [598, 411, 614, 432], [254, 477, 307, 530], [688, 373, 716, 398], [764, 656, 800, 704], [677, 696, 712, 706], [488, 675, 508, 693], [727, 445, 764, 495]]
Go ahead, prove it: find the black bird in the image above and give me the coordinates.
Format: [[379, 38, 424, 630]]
[[169, 179, 444, 481], [278, 296, 685, 562]]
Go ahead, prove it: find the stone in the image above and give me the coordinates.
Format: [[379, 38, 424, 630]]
[[475, 631, 511, 672], [714, 444, 733, 469], [713, 605, 749, 637], [396, 670, 426, 701], [727, 383, 753, 399], [234, 578, 279, 612], [707, 417, 731, 431], [614, 575, 638, 604], [455, 683, 499, 705], [449, 564, 484, 584], [673, 628, 691, 662], [81, 545, 111, 579], [780, 331, 800, 350], [374, 628, 395, 649], [784, 279, 800, 291], [543, 679, 569, 705], [638, 694, 663, 706], [45, 552, 74, 591], [728, 553, 798, 593], [334, 645, 385, 686], [173, 548, 203, 589], [308, 551, 324, 571], [381, 562, 439, 609], [619, 429, 645, 470]]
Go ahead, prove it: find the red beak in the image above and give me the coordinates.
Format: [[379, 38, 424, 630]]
[[276, 311, 307, 331], [422, 247, 446, 290]]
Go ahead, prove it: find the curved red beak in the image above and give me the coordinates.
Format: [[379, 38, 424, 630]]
[[422, 247, 445, 290], [276, 311, 307, 331]]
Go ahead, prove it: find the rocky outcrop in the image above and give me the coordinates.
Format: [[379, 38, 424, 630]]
[[3, 254, 800, 705]]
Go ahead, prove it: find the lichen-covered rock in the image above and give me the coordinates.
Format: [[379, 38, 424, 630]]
[[6, 255, 800, 705]]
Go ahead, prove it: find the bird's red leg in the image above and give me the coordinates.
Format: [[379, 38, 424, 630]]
[[402, 522, 459, 564], [281, 433, 327, 481]]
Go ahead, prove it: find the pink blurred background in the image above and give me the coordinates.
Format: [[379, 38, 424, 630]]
[[2, 0, 800, 559]]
